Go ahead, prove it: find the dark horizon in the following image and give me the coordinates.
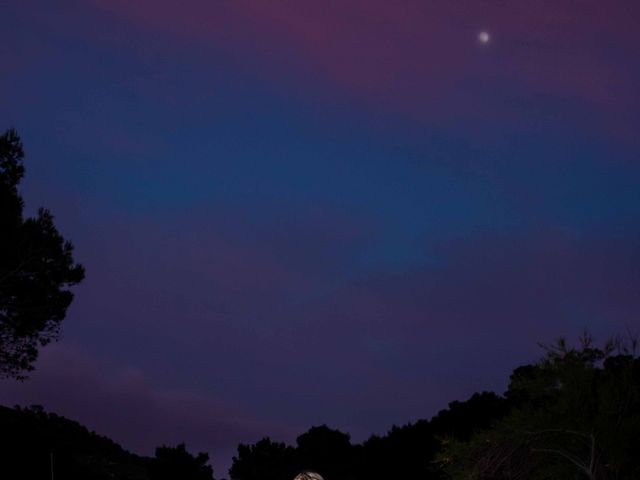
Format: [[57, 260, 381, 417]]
[[2, 0, 640, 474]]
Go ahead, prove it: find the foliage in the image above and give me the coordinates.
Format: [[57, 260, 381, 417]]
[[231, 334, 639, 480], [0, 128, 85, 379], [2, 330, 637, 480], [148, 443, 214, 480], [296, 426, 354, 480], [0, 405, 217, 480], [0, 405, 149, 480], [230, 437, 298, 480], [439, 333, 640, 479], [229, 393, 508, 480]]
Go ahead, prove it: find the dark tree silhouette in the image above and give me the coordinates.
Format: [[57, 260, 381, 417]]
[[230, 396, 509, 480], [228, 333, 639, 480], [439, 334, 640, 479], [0, 405, 149, 480], [296, 426, 353, 480], [430, 391, 509, 441], [0, 128, 84, 379], [230, 438, 297, 480], [148, 443, 214, 480]]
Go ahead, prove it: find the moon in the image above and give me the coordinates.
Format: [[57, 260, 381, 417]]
[[478, 31, 490, 44]]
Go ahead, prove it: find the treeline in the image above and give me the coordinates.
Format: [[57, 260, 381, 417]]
[[1, 335, 638, 479], [0, 405, 148, 479], [230, 335, 640, 480], [0, 405, 212, 480], [0, 391, 508, 480], [2, 131, 639, 478], [230, 392, 507, 480]]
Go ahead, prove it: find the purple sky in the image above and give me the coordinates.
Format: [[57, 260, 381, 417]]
[[1, 0, 640, 475]]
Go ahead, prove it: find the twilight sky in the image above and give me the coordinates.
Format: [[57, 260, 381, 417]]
[[1, 0, 640, 475]]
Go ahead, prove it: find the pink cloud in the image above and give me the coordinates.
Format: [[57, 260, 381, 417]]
[[87, 0, 640, 139]]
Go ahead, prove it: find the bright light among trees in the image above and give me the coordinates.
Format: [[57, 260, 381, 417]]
[[294, 472, 324, 480]]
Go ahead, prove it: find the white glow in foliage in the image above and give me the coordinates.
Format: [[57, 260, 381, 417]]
[[294, 472, 324, 480], [478, 31, 490, 44]]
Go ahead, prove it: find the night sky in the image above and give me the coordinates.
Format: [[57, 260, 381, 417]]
[[2, 0, 640, 474]]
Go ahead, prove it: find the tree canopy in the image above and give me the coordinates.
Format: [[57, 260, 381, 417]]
[[148, 443, 214, 480], [229, 394, 508, 480], [229, 334, 640, 480], [0, 128, 84, 379], [0, 405, 149, 480], [0, 330, 637, 479], [439, 334, 640, 479]]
